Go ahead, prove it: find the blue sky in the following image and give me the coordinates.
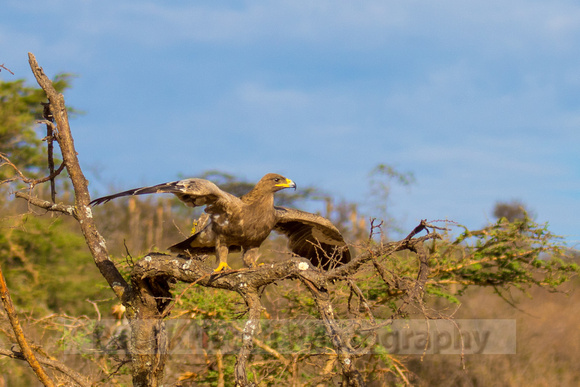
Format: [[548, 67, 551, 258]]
[[2, 1, 579, 244]]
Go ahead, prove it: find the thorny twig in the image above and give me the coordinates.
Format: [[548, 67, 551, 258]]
[[368, 218, 384, 242]]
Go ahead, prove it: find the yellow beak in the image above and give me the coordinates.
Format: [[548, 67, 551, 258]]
[[275, 178, 297, 190]]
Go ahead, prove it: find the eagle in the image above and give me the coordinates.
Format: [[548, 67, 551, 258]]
[[90, 173, 350, 272]]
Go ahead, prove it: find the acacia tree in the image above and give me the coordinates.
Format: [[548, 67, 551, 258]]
[[0, 54, 577, 386]]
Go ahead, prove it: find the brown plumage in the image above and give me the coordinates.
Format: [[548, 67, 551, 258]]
[[90, 173, 350, 271]]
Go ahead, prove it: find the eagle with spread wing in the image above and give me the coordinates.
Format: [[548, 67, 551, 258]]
[[90, 173, 350, 272]]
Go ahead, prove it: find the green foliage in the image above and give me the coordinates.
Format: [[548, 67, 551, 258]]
[[0, 214, 112, 316], [427, 215, 579, 300], [177, 285, 245, 320], [0, 74, 74, 181]]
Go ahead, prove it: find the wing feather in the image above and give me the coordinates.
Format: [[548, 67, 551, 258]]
[[90, 178, 239, 210], [274, 207, 350, 268]]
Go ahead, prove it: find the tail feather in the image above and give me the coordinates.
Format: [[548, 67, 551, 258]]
[[168, 234, 200, 253], [169, 233, 241, 256]]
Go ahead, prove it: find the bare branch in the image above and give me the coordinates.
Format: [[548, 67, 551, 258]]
[[1, 152, 66, 187], [41, 102, 57, 202], [302, 278, 365, 386], [14, 191, 76, 218], [0, 264, 56, 387], [27, 53, 129, 300], [0, 348, 91, 387], [0, 63, 15, 75], [326, 231, 439, 281], [234, 290, 263, 385]]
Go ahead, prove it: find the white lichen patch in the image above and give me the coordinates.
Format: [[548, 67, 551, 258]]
[[244, 320, 256, 333], [298, 262, 309, 271], [144, 256, 152, 262], [181, 260, 191, 270], [84, 206, 93, 218]]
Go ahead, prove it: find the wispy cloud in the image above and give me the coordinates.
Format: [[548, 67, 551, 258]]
[[1, 0, 579, 242]]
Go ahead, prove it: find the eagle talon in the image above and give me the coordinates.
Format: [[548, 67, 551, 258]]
[[244, 262, 264, 270], [213, 262, 232, 273]]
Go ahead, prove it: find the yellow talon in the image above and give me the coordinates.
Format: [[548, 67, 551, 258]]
[[214, 262, 232, 273]]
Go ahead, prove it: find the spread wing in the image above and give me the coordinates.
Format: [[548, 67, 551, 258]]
[[274, 207, 351, 269], [90, 178, 239, 210]]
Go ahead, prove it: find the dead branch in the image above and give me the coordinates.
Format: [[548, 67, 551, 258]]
[[326, 232, 438, 281], [0, 264, 55, 387], [27, 52, 129, 300], [234, 290, 263, 386], [14, 191, 76, 218], [302, 278, 365, 387], [230, 323, 291, 367], [0, 152, 66, 187], [0, 63, 14, 75], [41, 102, 57, 202], [0, 348, 91, 387]]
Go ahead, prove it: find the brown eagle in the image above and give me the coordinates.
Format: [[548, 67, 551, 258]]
[[90, 173, 350, 272]]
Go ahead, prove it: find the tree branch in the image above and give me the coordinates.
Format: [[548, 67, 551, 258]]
[[14, 191, 77, 218], [0, 348, 91, 387], [1, 150, 66, 187], [0, 264, 56, 387], [27, 52, 129, 300], [326, 232, 438, 281], [302, 278, 365, 387], [234, 290, 263, 386]]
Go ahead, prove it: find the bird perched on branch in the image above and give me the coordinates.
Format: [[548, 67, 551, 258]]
[[90, 173, 350, 272]]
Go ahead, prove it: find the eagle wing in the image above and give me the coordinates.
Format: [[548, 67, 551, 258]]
[[90, 178, 239, 211], [273, 207, 351, 269]]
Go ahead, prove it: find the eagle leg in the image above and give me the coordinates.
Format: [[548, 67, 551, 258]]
[[214, 241, 231, 273], [242, 247, 260, 268]]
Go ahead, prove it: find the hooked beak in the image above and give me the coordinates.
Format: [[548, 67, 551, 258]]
[[276, 178, 297, 190]]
